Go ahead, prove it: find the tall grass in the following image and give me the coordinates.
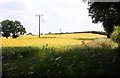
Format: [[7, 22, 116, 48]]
[[2, 43, 120, 77]]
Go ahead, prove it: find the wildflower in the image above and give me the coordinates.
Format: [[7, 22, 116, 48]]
[[28, 72, 34, 75], [1, 56, 4, 59], [47, 69, 50, 72], [72, 55, 77, 58], [98, 62, 102, 65], [91, 52, 101, 58], [70, 64, 74, 68], [55, 56, 61, 61], [3, 63, 9, 66], [112, 59, 116, 63], [58, 71, 61, 74], [20, 55, 23, 58], [12, 52, 15, 55], [91, 54, 96, 58]]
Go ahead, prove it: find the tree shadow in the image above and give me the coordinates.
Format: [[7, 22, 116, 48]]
[[74, 38, 96, 40], [40, 37, 56, 38]]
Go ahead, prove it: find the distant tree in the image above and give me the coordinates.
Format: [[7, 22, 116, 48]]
[[27, 32, 32, 35], [2, 31, 10, 39], [66, 32, 69, 34], [19, 27, 26, 35], [11, 21, 26, 36], [0, 23, 2, 33], [48, 32, 52, 34], [1, 19, 26, 39], [1, 20, 12, 38], [0, 24, 1, 37], [88, 2, 120, 38], [41, 33, 43, 35]]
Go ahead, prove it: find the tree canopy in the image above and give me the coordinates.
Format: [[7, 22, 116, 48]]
[[88, 2, 120, 38], [111, 26, 120, 45], [1, 19, 26, 38]]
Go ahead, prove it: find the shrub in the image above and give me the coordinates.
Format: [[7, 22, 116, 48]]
[[111, 26, 120, 46]]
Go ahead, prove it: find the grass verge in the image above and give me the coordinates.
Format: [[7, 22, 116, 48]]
[[2, 45, 120, 78]]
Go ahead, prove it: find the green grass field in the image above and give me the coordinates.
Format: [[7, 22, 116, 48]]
[[1, 33, 120, 77]]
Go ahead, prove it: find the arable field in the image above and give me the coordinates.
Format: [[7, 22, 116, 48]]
[[2, 33, 106, 47], [1, 33, 120, 78]]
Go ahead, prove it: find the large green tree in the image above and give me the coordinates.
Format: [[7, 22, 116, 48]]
[[1, 20, 12, 38], [0, 25, 1, 37], [88, 2, 120, 38], [1, 19, 26, 38]]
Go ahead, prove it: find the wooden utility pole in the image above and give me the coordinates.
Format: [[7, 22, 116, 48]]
[[36, 15, 43, 38], [60, 28, 61, 36]]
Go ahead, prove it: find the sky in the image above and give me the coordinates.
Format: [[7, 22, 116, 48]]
[[0, 0, 104, 34]]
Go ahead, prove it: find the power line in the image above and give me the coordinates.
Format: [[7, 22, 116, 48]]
[[36, 14, 43, 38]]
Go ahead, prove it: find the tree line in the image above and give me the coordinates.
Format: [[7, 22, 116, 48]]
[[0, 20, 26, 38], [46, 31, 106, 35]]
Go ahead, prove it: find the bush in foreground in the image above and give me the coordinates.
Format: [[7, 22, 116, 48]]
[[111, 26, 120, 46], [2, 44, 120, 78]]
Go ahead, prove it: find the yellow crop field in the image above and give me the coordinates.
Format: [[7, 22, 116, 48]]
[[1, 33, 106, 47]]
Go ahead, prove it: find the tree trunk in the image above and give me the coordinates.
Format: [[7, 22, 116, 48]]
[[107, 33, 111, 38]]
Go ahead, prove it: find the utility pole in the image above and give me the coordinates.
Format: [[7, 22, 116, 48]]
[[60, 28, 61, 36], [60, 28, 61, 33], [36, 14, 43, 38]]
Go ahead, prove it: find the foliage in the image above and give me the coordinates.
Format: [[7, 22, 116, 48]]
[[111, 26, 120, 46], [88, 2, 120, 38], [2, 32, 10, 39], [27, 32, 33, 35], [0, 23, 2, 32], [48, 32, 52, 34], [73, 31, 106, 35], [2, 41, 120, 77], [1, 19, 26, 38], [1, 20, 12, 38], [46, 31, 106, 36]]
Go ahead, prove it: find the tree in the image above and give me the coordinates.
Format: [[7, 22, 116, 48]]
[[1, 19, 26, 38], [11, 21, 26, 37], [1, 20, 12, 38], [19, 26, 26, 35], [48, 32, 52, 34], [0, 23, 2, 35], [111, 26, 120, 46], [27, 32, 32, 35], [0, 22, 1, 32], [88, 2, 120, 38]]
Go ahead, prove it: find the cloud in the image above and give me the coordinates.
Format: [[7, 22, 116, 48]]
[[0, 1, 25, 11], [0, 0, 104, 34]]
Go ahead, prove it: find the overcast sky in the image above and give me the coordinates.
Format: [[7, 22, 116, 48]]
[[0, 0, 104, 34]]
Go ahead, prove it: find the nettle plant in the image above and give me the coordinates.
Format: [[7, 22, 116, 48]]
[[111, 26, 120, 46]]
